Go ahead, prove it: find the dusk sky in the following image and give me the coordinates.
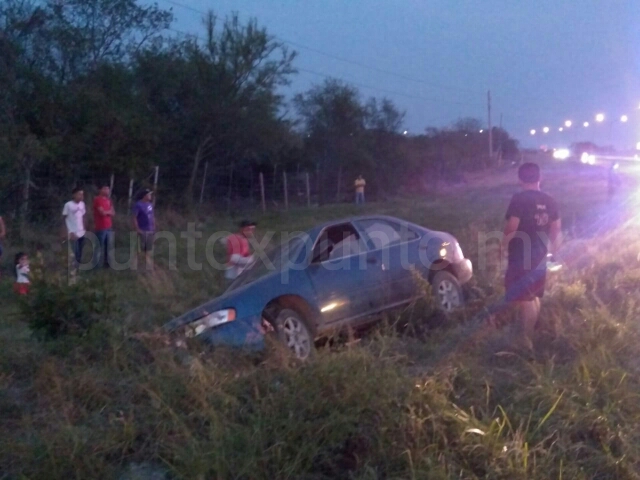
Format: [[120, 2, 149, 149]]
[[152, 0, 640, 149]]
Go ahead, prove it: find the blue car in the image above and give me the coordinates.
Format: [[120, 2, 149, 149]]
[[164, 215, 473, 360]]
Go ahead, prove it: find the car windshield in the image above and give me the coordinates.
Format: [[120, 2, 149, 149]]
[[227, 235, 306, 291]]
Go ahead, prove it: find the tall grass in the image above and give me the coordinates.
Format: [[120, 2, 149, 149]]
[[3, 161, 640, 478]]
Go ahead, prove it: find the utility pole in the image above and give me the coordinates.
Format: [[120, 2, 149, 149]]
[[487, 90, 493, 161], [498, 113, 503, 166]]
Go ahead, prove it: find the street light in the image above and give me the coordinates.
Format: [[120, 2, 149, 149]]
[[564, 120, 572, 128], [621, 115, 628, 123], [559, 127, 564, 132], [530, 129, 536, 135], [479, 129, 484, 133], [595, 113, 605, 122], [583, 122, 590, 127], [543, 126, 550, 133], [403, 130, 408, 135]]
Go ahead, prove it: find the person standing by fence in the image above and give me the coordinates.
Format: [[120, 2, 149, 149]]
[[62, 188, 87, 280], [354, 175, 366, 205], [132, 189, 155, 272], [93, 184, 115, 269]]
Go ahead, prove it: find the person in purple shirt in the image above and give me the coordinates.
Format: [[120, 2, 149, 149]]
[[132, 189, 155, 271]]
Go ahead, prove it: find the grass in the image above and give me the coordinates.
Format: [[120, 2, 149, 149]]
[[3, 157, 640, 478]]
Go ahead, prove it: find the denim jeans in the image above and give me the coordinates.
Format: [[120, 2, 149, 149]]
[[93, 229, 113, 268], [355, 191, 365, 205], [70, 236, 86, 265]]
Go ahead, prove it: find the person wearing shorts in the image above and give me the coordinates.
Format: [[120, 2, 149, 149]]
[[132, 189, 155, 271], [502, 162, 561, 348]]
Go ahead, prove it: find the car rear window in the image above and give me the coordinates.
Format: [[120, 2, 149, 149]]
[[357, 219, 419, 249]]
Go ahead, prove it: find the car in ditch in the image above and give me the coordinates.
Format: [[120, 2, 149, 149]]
[[164, 215, 473, 360]]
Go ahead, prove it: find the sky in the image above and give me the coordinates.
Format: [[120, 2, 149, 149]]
[[149, 0, 640, 149]]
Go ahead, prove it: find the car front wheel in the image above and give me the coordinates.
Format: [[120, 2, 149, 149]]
[[432, 271, 464, 312], [274, 308, 315, 360]]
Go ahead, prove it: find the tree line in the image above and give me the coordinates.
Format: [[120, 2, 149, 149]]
[[0, 0, 519, 224]]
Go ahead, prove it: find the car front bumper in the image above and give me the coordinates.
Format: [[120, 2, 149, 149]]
[[196, 315, 266, 350], [451, 259, 473, 285]]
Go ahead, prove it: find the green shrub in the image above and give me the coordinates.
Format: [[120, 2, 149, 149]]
[[20, 279, 116, 341]]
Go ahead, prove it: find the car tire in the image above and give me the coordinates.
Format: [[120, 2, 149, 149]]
[[274, 308, 315, 360], [432, 271, 464, 312]]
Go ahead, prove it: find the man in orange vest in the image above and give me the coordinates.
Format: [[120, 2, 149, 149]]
[[225, 220, 256, 280]]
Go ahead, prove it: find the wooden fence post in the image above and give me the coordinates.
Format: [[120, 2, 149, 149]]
[[127, 178, 134, 209], [152, 166, 159, 206], [259, 172, 266, 213], [305, 172, 311, 207], [283, 171, 288, 210], [199, 161, 209, 204]]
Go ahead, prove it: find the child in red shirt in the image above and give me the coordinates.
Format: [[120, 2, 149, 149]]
[[14, 252, 30, 295]]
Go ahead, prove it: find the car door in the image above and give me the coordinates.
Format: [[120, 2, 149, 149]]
[[355, 218, 423, 306], [305, 222, 387, 327]]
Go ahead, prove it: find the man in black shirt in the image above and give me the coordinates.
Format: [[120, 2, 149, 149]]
[[502, 162, 561, 348]]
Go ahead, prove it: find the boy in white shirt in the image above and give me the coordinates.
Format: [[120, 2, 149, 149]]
[[62, 188, 87, 266]]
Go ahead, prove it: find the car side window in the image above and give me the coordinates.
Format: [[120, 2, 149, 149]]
[[356, 219, 419, 249], [312, 223, 366, 263]]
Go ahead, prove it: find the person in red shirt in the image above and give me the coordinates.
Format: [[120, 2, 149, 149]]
[[225, 220, 256, 280], [92, 184, 115, 269]]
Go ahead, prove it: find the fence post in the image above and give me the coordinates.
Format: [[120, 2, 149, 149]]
[[305, 172, 311, 207], [259, 172, 266, 213], [283, 171, 288, 211], [199, 161, 209, 204], [109, 173, 114, 196], [152, 165, 159, 206], [127, 178, 134, 209], [250, 169, 255, 205]]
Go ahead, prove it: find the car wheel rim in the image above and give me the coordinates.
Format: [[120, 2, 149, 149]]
[[437, 280, 460, 312], [282, 316, 311, 359]]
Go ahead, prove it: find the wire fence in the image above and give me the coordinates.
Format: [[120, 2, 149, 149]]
[[2, 154, 499, 233]]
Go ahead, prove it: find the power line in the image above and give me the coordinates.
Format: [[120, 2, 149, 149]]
[[165, 26, 483, 108], [274, 36, 482, 96], [158, 0, 483, 97], [296, 68, 479, 107]]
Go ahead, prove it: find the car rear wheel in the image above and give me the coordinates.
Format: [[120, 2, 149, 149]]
[[274, 308, 315, 360], [432, 271, 464, 312]]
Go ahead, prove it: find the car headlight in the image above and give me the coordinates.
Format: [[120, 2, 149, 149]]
[[184, 309, 236, 337]]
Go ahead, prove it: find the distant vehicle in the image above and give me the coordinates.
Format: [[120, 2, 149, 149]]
[[165, 215, 473, 360]]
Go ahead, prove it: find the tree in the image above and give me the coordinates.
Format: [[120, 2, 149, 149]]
[[295, 79, 369, 201], [453, 117, 483, 134], [170, 12, 297, 202], [0, 0, 173, 219], [365, 97, 404, 133], [364, 97, 406, 196]]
